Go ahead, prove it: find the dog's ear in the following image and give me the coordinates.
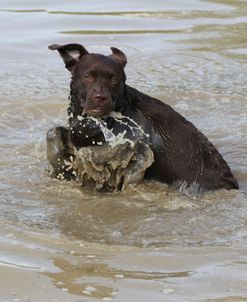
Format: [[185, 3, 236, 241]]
[[110, 47, 127, 68], [48, 43, 89, 71]]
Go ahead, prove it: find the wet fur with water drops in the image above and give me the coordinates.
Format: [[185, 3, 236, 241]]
[[47, 43, 238, 193]]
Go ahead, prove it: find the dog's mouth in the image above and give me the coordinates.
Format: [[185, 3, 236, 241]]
[[86, 108, 110, 118]]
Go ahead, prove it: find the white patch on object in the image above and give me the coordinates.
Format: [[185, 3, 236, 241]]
[[176, 180, 203, 195], [68, 50, 81, 61], [110, 111, 150, 138], [57, 173, 65, 180]]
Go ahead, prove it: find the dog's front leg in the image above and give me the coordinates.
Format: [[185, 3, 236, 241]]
[[46, 126, 75, 180]]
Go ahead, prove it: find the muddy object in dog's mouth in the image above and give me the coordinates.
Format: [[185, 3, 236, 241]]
[[71, 113, 154, 192]]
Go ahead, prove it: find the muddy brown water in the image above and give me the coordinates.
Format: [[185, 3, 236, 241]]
[[0, 0, 247, 301]]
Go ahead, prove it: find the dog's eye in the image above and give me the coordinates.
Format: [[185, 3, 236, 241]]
[[82, 74, 93, 81], [111, 77, 117, 84]]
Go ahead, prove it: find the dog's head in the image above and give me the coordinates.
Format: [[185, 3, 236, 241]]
[[49, 43, 127, 118]]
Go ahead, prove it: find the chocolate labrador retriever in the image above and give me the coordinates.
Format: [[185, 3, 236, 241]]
[[47, 43, 238, 193]]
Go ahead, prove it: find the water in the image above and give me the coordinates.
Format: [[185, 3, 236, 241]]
[[0, 0, 247, 301]]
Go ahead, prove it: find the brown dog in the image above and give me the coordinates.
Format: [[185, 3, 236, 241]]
[[47, 43, 238, 193]]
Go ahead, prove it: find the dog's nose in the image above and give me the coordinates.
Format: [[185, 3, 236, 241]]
[[94, 94, 107, 102]]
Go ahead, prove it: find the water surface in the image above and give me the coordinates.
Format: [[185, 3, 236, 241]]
[[0, 0, 247, 301]]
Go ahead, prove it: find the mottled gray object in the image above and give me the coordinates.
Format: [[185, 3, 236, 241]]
[[47, 113, 154, 192], [72, 113, 154, 192], [73, 140, 153, 192]]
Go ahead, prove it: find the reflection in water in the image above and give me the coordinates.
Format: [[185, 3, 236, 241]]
[[0, 0, 247, 301], [45, 257, 190, 298]]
